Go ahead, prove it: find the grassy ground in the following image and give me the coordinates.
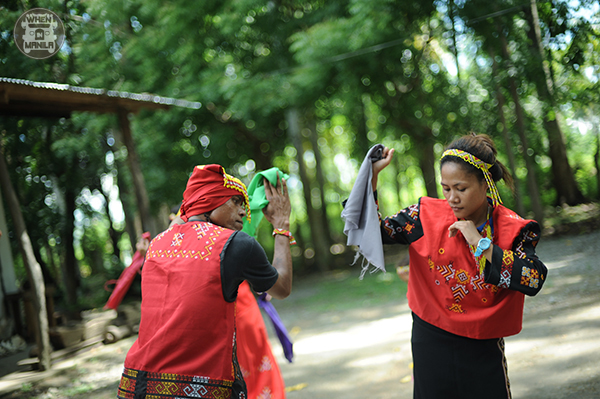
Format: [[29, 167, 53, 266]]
[[276, 268, 407, 314]]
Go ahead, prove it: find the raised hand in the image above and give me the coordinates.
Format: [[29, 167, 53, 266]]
[[262, 173, 291, 230], [372, 147, 395, 191]]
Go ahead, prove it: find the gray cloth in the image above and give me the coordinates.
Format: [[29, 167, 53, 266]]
[[341, 144, 386, 278]]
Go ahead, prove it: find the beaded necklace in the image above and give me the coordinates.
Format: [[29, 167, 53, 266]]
[[469, 205, 494, 275]]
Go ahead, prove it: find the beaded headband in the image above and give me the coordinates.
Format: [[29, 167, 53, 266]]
[[223, 171, 251, 222], [441, 148, 503, 207]]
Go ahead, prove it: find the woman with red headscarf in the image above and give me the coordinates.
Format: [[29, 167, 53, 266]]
[[117, 164, 293, 399]]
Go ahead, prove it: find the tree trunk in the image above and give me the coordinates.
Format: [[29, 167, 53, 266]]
[[525, 0, 585, 206], [100, 187, 121, 264], [499, 34, 545, 226], [353, 95, 371, 160], [415, 128, 438, 199], [596, 127, 600, 200], [0, 148, 51, 371], [62, 183, 80, 310], [447, 0, 461, 80], [117, 110, 156, 235], [412, 53, 438, 199], [306, 119, 333, 242], [286, 107, 332, 272], [397, 118, 437, 199], [115, 157, 140, 251], [490, 51, 526, 217]]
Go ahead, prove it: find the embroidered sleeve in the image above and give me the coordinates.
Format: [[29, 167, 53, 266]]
[[484, 221, 547, 296], [375, 192, 424, 245]]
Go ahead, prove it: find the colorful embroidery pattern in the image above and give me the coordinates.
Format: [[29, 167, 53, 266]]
[[153, 227, 172, 243], [257, 387, 273, 399], [193, 222, 225, 238], [451, 284, 469, 302], [171, 232, 184, 247], [498, 250, 514, 289], [520, 266, 539, 289], [383, 221, 395, 237], [192, 223, 222, 260], [515, 240, 527, 259], [146, 223, 227, 262], [147, 248, 203, 260], [431, 249, 498, 314], [428, 257, 435, 271], [383, 218, 416, 237], [436, 262, 455, 282], [403, 221, 416, 234], [470, 274, 487, 291], [448, 303, 465, 313], [525, 230, 538, 240], [455, 269, 470, 285], [258, 356, 272, 372], [381, 203, 425, 245], [406, 204, 419, 219], [117, 368, 138, 399], [524, 229, 540, 249], [118, 368, 235, 399], [223, 172, 251, 222]]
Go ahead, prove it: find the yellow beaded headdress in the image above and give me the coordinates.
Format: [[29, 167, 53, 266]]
[[441, 149, 503, 207]]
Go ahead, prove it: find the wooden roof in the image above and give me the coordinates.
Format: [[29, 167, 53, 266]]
[[0, 77, 202, 118]]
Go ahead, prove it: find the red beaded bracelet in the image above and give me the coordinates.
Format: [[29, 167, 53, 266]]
[[272, 228, 297, 245]]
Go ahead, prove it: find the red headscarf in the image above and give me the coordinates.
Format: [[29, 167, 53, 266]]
[[179, 164, 250, 223]]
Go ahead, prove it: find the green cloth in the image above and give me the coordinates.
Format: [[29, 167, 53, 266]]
[[242, 167, 290, 237]]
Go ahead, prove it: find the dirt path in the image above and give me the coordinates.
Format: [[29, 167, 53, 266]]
[[1, 230, 599, 398], [276, 229, 600, 399]]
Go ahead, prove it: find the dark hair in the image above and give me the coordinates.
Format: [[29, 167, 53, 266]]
[[441, 133, 514, 192]]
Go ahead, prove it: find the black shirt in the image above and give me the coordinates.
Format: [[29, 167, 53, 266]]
[[220, 230, 279, 302]]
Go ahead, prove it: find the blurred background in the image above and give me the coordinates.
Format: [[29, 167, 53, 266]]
[[0, 0, 599, 365]]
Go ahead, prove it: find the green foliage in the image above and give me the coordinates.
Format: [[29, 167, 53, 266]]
[[1, 0, 599, 311]]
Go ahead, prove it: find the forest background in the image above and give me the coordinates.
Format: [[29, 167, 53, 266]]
[[0, 0, 599, 345]]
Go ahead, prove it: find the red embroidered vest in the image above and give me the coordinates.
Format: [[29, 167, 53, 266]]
[[408, 197, 531, 339], [119, 222, 242, 398]]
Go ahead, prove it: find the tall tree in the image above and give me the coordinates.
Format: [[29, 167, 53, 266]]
[[286, 107, 332, 272], [523, 0, 585, 205]]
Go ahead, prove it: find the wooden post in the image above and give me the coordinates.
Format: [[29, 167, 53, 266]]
[[0, 146, 51, 370]]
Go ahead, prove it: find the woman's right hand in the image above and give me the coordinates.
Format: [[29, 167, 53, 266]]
[[372, 147, 395, 191]]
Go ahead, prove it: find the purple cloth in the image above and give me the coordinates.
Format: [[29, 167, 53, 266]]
[[257, 293, 294, 363]]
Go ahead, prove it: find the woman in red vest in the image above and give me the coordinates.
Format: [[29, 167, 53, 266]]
[[117, 164, 293, 399], [372, 134, 547, 399]]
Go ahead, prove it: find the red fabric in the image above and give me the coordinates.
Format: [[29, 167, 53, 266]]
[[407, 197, 529, 339], [104, 232, 151, 311], [180, 164, 249, 222], [124, 222, 236, 379], [236, 281, 286, 399]]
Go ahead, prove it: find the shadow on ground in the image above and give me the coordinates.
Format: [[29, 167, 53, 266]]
[[1, 230, 599, 399]]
